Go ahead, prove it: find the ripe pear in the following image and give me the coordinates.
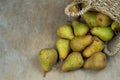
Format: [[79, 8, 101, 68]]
[[70, 35, 93, 51], [57, 25, 74, 40], [91, 27, 114, 41], [69, 0, 81, 18], [38, 48, 58, 76], [72, 21, 89, 36], [83, 36, 104, 58], [96, 13, 112, 27], [82, 11, 99, 28], [56, 39, 70, 61], [84, 52, 107, 70], [111, 21, 120, 31], [69, 6, 78, 13], [61, 52, 84, 72]]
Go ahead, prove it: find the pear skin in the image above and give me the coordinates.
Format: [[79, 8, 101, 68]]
[[84, 52, 107, 70], [69, 6, 78, 13], [91, 27, 114, 41], [61, 52, 84, 72], [82, 11, 99, 28], [96, 13, 112, 27], [70, 35, 93, 51], [56, 39, 70, 61], [72, 21, 89, 36], [57, 25, 74, 40], [38, 48, 58, 76], [83, 36, 104, 58], [111, 21, 120, 31]]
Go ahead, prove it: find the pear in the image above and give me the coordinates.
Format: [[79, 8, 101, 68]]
[[82, 11, 99, 28], [84, 52, 107, 70], [70, 35, 93, 51], [96, 13, 112, 27], [91, 27, 114, 41], [57, 25, 74, 40], [38, 48, 58, 76], [69, 6, 78, 13], [83, 36, 104, 58], [69, 0, 81, 18], [111, 21, 120, 31], [61, 52, 84, 72], [72, 21, 89, 36], [56, 39, 70, 61]]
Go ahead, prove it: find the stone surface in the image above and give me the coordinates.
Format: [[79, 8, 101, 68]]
[[0, 0, 120, 80]]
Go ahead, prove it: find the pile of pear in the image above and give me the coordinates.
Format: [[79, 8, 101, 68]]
[[38, 11, 120, 76]]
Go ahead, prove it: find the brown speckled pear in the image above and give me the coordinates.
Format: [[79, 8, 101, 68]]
[[84, 52, 107, 70]]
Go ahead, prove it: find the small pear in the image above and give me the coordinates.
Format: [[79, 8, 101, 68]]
[[69, 0, 81, 19], [57, 25, 74, 40], [96, 13, 112, 27], [91, 27, 114, 41], [61, 52, 84, 72], [38, 48, 58, 76], [72, 21, 89, 36], [56, 39, 70, 61], [70, 35, 93, 51], [83, 36, 104, 58], [111, 21, 120, 31], [69, 6, 78, 13], [82, 11, 99, 28], [84, 52, 107, 70]]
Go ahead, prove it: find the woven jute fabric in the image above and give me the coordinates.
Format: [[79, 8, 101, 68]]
[[65, 0, 120, 25], [65, 0, 120, 56]]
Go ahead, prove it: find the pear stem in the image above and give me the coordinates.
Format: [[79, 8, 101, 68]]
[[60, 59, 64, 62], [43, 71, 47, 77]]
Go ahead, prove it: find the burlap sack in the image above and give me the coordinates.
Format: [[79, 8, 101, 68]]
[[65, 0, 120, 56]]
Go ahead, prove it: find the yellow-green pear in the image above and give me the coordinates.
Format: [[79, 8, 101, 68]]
[[82, 11, 99, 28], [72, 21, 89, 36], [61, 52, 84, 72], [84, 52, 107, 70], [83, 36, 104, 58], [69, 6, 78, 13], [56, 39, 70, 61], [70, 35, 93, 51], [57, 25, 74, 40], [91, 27, 114, 41], [38, 48, 58, 76], [96, 13, 112, 27], [111, 21, 120, 31]]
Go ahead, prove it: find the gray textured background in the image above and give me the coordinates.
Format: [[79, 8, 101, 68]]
[[0, 0, 120, 80]]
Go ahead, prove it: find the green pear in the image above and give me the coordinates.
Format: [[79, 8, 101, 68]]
[[72, 21, 89, 36], [82, 11, 99, 28], [83, 36, 104, 58], [61, 52, 84, 72], [38, 48, 58, 76], [84, 52, 107, 70], [111, 21, 120, 31], [57, 25, 74, 40], [96, 13, 112, 27], [91, 27, 114, 41], [56, 39, 70, 61], [70, 35, 93, 51]]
